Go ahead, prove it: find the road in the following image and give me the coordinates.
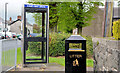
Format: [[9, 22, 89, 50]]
[[17, 40, 22, 48]]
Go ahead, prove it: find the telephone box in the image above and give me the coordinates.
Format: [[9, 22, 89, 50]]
[[22, 4, 49, 64]]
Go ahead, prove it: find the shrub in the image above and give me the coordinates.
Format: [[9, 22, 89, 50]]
[[28, 42, 42, 55], [83, 36, 93, 58], [49, 33, 71, 56], [27, 33, 93, 58], [27, 35, 43, 55], [49, 33, 93, 58], [113, 20, 120, 40]]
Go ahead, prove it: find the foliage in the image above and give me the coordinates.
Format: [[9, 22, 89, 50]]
[[86, 59, 93, 67], [57, 2, 98, 33], [27, 33, 71, 56], [32, 13, 42, 26], [49, 33, 71, 56], [113, 20, 120, 40], [57, 2, 103, 33], [49, 33, 93, 58], [28, 1, 103, 33], [28, 42, 42, 55], [28, 2, 59, 29], [118, 1, 120, 6], [27, 33, 93, 58], [33, 24, 41, 33], [83, 36, 93, 58]]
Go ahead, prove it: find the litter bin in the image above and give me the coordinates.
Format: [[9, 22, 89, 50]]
[[65, 35, 86, 73]]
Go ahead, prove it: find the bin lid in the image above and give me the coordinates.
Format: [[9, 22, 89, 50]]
[[66, 35, 86, 41]]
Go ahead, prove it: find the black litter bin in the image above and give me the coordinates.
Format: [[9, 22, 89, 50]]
[[65, 35, 86, 73]]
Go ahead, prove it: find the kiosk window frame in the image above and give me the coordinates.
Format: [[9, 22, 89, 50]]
[[23, 4, 49, 64]]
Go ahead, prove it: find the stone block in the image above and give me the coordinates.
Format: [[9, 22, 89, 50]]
[[93, 38, 120, 72], [118, 51, 120, 72]]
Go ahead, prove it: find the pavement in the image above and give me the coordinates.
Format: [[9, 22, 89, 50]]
[[44, 63, 93, 71], [15, 40, 94, 71], [14, 63, 93, 71], [44, 63, 65, 71]]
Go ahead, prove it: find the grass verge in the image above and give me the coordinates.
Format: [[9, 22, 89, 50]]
[[17, 48, 93, 67]]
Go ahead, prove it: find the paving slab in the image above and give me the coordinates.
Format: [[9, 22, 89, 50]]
[[44, 63, 65, 71], [13, 63, 93, 71]]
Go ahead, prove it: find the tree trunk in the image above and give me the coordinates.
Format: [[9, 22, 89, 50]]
[[78, 26, 82, 35], [54, 24, 57, 32]]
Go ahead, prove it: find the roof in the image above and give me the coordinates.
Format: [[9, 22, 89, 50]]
[[7, 19, 32, 26], [8, 20, 13, 25], [8, 19, 21, 25], [66, 35, 86, 41]]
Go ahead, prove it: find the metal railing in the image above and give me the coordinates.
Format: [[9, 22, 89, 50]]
[[0, 39, 17, 72]]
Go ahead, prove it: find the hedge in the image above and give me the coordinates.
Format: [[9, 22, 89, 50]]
[[28, 42, 42, 55], [113, 20, 120, 40], [84, 36, 93, 58], [49, 33, 71, 56], [27, 33, 93, 58]]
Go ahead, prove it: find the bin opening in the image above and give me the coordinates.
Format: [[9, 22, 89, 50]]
[[69, 43, 82, 49], [68, 49, 85, 52]]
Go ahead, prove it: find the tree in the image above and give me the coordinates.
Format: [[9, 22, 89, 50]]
[[32, 13, 42, 33], [28, 1, 103, 34], [28, 1, 59, 32], [33, 24, 41, 33], [118, 1, 120, 6], [57, 2, 103, 34]]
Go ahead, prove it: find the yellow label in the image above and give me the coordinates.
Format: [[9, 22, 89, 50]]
[[73, 59, 79, 66], [69, 54, 82, 58]]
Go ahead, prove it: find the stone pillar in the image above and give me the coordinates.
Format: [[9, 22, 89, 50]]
[[92, 38, 120, 72]]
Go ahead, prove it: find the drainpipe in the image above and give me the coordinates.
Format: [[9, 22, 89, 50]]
[[108, 1, 113, 37], [102, 1, 107, 37], [104, 1, 108, 37]]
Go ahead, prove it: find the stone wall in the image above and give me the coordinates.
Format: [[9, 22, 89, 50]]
[[92, 38, 120, 72]]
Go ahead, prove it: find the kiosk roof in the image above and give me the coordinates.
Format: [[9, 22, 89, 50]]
[[24, 4, 48, 8]]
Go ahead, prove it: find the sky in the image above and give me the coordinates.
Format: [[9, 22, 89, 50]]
[[0, 0, 28, 21], [0, 0, 118, 21]]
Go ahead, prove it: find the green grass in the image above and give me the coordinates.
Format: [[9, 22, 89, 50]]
[[17, 47, 23, 64], [49, 57, 93, 67], [86, 59, 93, 67], [17, 48, 93, 67], [49, 57, 65, 66]]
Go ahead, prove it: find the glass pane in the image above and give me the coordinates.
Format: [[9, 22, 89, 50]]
[[26, 12, 46, 37], [26, 42, 46, 62]]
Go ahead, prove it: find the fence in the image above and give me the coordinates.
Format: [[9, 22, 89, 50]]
[[0, 39, 17, 72]]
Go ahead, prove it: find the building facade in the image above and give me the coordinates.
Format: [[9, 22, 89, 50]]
[[0, 17, 5, 32]]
